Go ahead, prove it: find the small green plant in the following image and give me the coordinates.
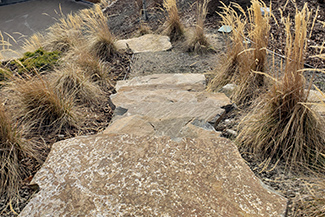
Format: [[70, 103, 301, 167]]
[[13, 48, 61, 74], [163, 0, 184, 41]]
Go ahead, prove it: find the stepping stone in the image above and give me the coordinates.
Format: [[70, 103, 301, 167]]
[[19, 134, 288, 216], [114, 34, 172, 53], [116, 73, 206, 92]]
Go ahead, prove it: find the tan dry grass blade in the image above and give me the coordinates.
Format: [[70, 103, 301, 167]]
[[81, 5, 117, 61], [185, 0, 211, 53], [45, 13, 84, 52], [23, 33, 45, 53], [163, 0, 184, 41], [207, 2, 247, 92], [51, 64, 104, 104], [237, 3, 325, 170], [10, 75, 78, 135], [0, 103, 38, 202]]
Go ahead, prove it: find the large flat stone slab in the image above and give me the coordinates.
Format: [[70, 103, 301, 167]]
[[114, 34, 172, 53], [111, 88, 231, 123], [103, 115, 221, 139], [116, 73, 206, 92], [19, 134, 287, 216]]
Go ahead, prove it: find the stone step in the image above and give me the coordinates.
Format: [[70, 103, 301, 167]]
[[19, 73, 288, 216], [19, 134, 287, 216], [108, 74, 231, 137], [116, 73, 206, 92], [115, 34, 172, 54]]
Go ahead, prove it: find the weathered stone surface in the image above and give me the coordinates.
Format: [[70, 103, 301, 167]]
[[114, 34, 172, 53], [116, 73, 206, 92], [220, 83, 237, 98], [19, 134, 287, 216], [308, 89, 325, 102], [103, 115, 156, 136], [103, 115, 221, 139], [111, 89, 230, 123]]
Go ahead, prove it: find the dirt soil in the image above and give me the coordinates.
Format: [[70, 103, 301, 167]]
[[1, 0, 324, 216]]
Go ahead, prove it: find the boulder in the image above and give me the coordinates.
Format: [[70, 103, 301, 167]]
[[114, 34, 172, 53], [19, 134, 287, 216]]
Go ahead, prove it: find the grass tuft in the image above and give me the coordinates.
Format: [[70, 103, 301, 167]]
[[82, 5, 117, 61], [23, 33, 45, 53], [163, 0, 184, 41], [0, 103, 38, 202], [51, 64, 104, 105], [208, 0, 271, 106], [207, 2, 247, 92], [11, 75, 78, 135], [236, 3, 325, 170], [185, 0, 210, 53], [45, 13, 84, 53]]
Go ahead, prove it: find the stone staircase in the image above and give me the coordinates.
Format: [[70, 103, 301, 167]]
[[19, 73, 287, 216]]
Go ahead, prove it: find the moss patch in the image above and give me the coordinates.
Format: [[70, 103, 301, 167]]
[[13, 48, 61, 74]]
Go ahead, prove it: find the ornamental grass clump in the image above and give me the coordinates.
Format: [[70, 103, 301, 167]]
[[82, 5, 117, 61], [0, 103, 38, 202], [46, 12, 84, 53], [11, 75, 77, 135], [232, 0, 271, 105], [51, 64, 104, 105], [186, 0, 210, 53], [237, 4, 325, 170], [207, 2, 247, 92], [64, 45, 113, 87], [208, 0, 271, 106], [163, 0, 184, 41]]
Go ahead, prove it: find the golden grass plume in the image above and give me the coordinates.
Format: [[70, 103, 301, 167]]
[[10, 75, 78, 135], [236, 3, 325, 170], [0, 103, 39, 202], [185, 0, 211, 53], [81, 5, 117, 61], [163, 0, 184, 41]]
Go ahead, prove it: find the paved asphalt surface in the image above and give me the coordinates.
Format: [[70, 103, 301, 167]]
[[0, 0, 90, 59]]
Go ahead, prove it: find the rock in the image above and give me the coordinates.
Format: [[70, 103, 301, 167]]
[[102, 115, 156, 136], [19, 134, 287, 216], [116, 73, 206, 92], [225, 129, 238, 138], [220, 83, 237, 98], [103, 115, 221, 139], [307, 89, 325, 102], [114, 34, 172, 53], [111, 88, 230, 124]]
